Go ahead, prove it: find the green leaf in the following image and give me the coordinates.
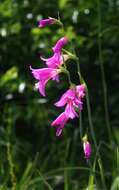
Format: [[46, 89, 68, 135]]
[[0, 67, 18, 87], [111, 176, 119, 190], [59, 0, 69, 9]]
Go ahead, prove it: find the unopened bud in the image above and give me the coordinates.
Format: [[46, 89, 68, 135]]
[[82, 135, 91, 160]]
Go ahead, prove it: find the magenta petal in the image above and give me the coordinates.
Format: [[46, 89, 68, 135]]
[[73, 99, 83, 110], [51, 112, 68, 127], [38, 18, 55, 28], [30, 66, 58, 96], [83, 141, 91, 160], [52, 37, 68, 53], [30, 67, 58, 81], [65, 102, 78, 119], [52, 75, 60, 82], [38, 80, 47, 96], [55, 97, 67, 107], [56, 127, 63, 136], [51, 112, 68, 136], [41, 52, 62, 68], [76, 84, 85, 99], [55, 89, 75, 107]]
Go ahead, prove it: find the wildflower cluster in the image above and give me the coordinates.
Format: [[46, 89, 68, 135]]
[[30, 17, 86, 136], [30, 17, 91, 159]]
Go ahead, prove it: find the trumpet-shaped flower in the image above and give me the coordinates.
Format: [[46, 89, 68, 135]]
[[51, 112, 69, 136], [41, 37, 68, 69], [55, 84, 85, 114], [38, 17, 56, 28], [52, 84, 85, 136], [30, 66, 60, 96], [65, 101, 78, 119], [41, 52, 62, 68], [41, 53, 69, 69], [55, 88, 76, 107], [52, 37, 68, 53]]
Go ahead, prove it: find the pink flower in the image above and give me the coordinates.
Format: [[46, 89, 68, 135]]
[[83, 141, 91, 160], [55, 84, 85, 117], [41, 53, 69, 69], [51, 112, 69, 136], [41, 52, 63, 68], [30, 66, 60, 96], [51, 84, 85, 136], [52, 37, 68, 53], [55, 88, 76, 107], [38, 17, 56, 28], [41, 37, 69, 69], [65, 101, 78, 119], [76, 84, 85, 99]]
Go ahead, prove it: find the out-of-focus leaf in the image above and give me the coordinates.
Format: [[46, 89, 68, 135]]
[[59, 0, 69, 9], [10, 23, 21, 34], [0, 0, 13, 17], [111, 176, 119, 190], [0, 67, 18, 87]]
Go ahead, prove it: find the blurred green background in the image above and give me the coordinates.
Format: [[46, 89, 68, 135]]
[[0, 0, 119, 189]]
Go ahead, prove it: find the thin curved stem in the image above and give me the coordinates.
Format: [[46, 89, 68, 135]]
[[97, 0, 112, 144], [85, 89, 98, 149], [79, 110, 83, 139]]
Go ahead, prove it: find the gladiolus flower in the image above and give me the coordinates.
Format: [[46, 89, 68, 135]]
[[30, 66, 60, 96], [41, 37, 69, 69], [52, 84, 85, 136], [65, 101, 78, 119], [52, 37, 68, 53], [41, 53, 69, 69], [51, 112, 69, 136], [55, 84, 85, 117], [38, 17, 56, 28], [41, 52, 62, 68]]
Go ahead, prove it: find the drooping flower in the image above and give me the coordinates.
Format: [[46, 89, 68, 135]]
[[41, 53, 69, 69], [65, 101, 78, 119], [51, 112, 69, 136], [52, 37, 68, 53], [41, 37, 68, 69], [41, 52, 62, 68], [83, 135, 91, 160], [51, 84, 85, 136], [55, 88, 76, 107], [30, 66, 60, 96], [38, 17, 56, 28], [55, 84, 85, 117]]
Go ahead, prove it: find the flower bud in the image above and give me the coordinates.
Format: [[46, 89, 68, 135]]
[[38, 17, 56, 28], [83, 135, 91, 160]]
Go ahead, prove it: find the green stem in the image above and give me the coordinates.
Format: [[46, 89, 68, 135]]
[[79, 110, 83, 139], [98, 158, 107, 189], [97, 0, 112, 144], [61, 66, 73, 86], [7, 142, 16, 190], [37, 170, 53, 190], [85, 89, 98, 149], [74, 51, 97, 148], [64, 139, 70, 190]]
